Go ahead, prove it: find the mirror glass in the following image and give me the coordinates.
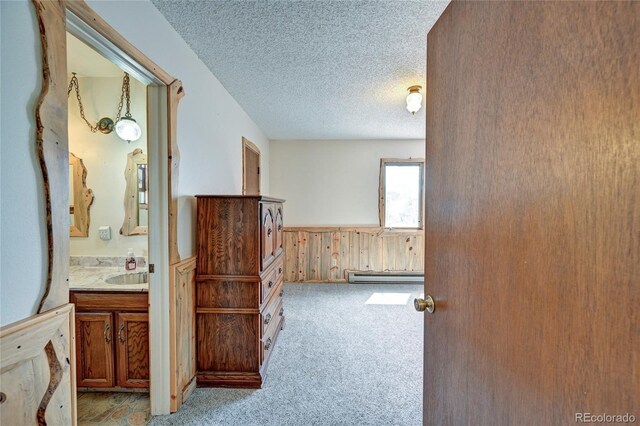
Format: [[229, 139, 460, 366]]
[[121, 148, 148, 236]]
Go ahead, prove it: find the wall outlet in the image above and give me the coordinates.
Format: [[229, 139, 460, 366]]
[[332, 258, 337, 267], [98, 226, 111, 241]]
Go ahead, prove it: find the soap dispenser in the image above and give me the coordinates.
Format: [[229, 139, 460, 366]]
[[125, 248, 137, 271]]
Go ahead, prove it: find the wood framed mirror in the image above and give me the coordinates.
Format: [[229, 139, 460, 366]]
[[69, 152, 94, 237], [120, 148, 148, 236]]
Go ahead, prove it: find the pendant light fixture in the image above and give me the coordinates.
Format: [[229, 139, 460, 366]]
[[406, 85, 423, 114], [67, 71, 142, 143], [114, 73, 142, 143]]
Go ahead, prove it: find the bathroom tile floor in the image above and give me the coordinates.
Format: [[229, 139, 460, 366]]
[[77, 392, 150, 426]]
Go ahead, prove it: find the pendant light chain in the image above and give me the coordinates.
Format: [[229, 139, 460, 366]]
[[115, 73, 131, 122], [67, 73, 99, 133], [68, 71, 132, 133]]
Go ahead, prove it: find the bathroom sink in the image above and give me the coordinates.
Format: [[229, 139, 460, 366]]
[[105, 272, 148, 285]]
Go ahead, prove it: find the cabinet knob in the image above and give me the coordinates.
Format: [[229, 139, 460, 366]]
[[279, 289, 284, 297], [267, 228, 272, 236], [264, 313, 271, 325], [265, 337, 272, 351], [277, 225, 282, 231], [279, 307, 284, 317], [278, 267, 282, 274], [268, 281, 274, 288]]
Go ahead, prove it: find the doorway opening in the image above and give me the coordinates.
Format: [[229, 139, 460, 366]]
[[242, 137, 261, 195]]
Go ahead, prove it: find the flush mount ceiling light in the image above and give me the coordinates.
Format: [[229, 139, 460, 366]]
[[406, 85, 423, 115], [67, 71, 142, 143]]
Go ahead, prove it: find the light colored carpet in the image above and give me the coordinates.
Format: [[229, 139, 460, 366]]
[[151, 283, 424, 426]]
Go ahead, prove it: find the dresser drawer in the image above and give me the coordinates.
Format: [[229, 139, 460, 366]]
[[260, 255, 283, 305], [261, 308, 284, 368], [261, 285, 283, 336]]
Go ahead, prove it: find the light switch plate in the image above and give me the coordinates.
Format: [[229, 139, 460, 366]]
[[98, 226, 111, 241]]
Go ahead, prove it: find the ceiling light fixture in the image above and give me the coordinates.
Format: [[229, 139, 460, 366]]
[[406, 85, 423, 115], [67, 72, 142, 143]]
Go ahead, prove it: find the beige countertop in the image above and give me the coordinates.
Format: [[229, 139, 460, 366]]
[[69, 265, 149, 292]]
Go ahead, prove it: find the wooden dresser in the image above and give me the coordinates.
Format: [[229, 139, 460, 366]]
[[195, 195, 285, 388]]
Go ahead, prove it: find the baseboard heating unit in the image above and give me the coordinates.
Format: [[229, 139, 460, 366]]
[[347, 271, 424, 284]]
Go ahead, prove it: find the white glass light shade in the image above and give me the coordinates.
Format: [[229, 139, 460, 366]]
[[406, 88, 423, 114], [115, 117, 142, 142]]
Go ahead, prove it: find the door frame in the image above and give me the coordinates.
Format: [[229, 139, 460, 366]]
[[33, 0, 184, 415], [242, 136, 261, 195]]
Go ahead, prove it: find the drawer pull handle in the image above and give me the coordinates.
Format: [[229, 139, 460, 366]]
[[267, 228, 272, 236], [265, 338, 272, 351], [279, 289, 284, 297], [277, 225, 282, 231], [104, 323, 111, 344], [264, 313, 271, 325], [118, 324, 126, 344], [279, 307, 284, 317], [278, 267, 282, 274], [268, 281, 274, 289]]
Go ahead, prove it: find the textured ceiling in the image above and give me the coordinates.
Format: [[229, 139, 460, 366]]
[[151, 1, 450, 140]]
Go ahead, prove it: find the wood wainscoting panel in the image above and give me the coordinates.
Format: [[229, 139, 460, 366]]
[[283, 227, 424, 282], [0, 304, 76, 426], [169, 256, 196, 412]]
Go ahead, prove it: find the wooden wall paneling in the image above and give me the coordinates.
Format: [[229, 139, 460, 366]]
[[0, 304, 76, 426], [283, 232, 298, 282], [382, 235, 396, 271], [297, 232, 308, 282], [282, 228, 424, 282], [349, 232, 361, 273], [320, 233, 332, 281], [368, 233, 382, 271], [338, 232, 350, 279], [169, 256, 196, 412], [307, 232, 322, 280]]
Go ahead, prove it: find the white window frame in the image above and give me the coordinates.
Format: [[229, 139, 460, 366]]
[[379, 158, 425, 230]]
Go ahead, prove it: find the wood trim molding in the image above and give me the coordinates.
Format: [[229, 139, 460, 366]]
[[0, 304, 76, 426], [65, 1, 174, 86], [168, 80, 185, 264], [69, 152, 94, 237], [378, 158, 425, 230], [241, 137, 261, 195], [34, 0, 70, 313]]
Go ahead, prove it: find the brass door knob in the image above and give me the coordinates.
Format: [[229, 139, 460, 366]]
[[414, 295, 435, 314]]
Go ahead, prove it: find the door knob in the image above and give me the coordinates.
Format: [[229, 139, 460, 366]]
[[414, 295, 435, 314]]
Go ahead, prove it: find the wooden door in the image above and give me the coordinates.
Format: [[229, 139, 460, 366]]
[[274, 204, 284, 257], [76, 313, 114, 388], [423, 2, 639, 424], [242, 137, 260, 195], [261, 203, 276, 269], [116, 313, 150, 388]]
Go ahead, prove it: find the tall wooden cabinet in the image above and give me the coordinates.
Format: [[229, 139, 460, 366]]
[[195, 195, 285, 388]]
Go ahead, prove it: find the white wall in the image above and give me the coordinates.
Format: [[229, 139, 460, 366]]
[[0, 0, 270, 326], [68, 76, 148, 257], [0, 1, 47, 326], [270, 139, 424, 226]]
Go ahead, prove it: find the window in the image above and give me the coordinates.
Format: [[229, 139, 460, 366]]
[[379, 159, 424, 229]]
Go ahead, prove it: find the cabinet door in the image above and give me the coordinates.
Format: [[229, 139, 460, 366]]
[[116, 313, 150, 388], [261, 203, 276, 270], [76, 313, 115, 388], [274, 204, 284, 257]]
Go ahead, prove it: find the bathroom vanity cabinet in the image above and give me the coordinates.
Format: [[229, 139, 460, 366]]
[[71, 291, 149, 389]]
